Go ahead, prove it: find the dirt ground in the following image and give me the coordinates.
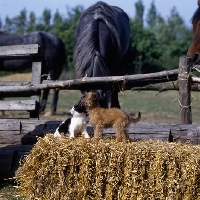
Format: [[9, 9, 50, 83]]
[[0, 73, 32, 81]]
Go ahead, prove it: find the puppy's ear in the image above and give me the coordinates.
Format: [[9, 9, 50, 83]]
[[92, 92, 98, 101], [82, 91, 87, 95]]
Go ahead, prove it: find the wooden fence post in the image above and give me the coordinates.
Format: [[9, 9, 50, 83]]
[[30, 61, 41, 119], [179, 56, 192, 124]]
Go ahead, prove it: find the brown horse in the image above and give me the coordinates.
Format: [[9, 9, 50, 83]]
[[187, 1, 200, 62]]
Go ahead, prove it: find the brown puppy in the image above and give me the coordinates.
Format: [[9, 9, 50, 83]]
[[81, 92, 141, 141]]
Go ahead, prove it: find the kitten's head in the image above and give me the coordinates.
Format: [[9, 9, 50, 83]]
[[70, 102, 87, 115]]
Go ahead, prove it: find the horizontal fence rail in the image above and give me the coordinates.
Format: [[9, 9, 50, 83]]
[[0, 67, 199, 92]]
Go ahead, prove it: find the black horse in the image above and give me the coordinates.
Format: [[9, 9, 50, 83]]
[[0, 31, 66, 115], [73, 1, 131, 108]]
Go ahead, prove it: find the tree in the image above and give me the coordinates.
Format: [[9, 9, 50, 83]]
[[42, 8, 51, 31], [66, 5, 84, 29], [53, 10, 63, 26], [13, 8, 27, 34], [27, 12, 36, 32], [55, 5, 84, 70], [146, 0, 157, 30], [134, 0, 144, 26], [154, 7, 193, 70], [3, 16, 13, 33], [129, 21, 162, 74]]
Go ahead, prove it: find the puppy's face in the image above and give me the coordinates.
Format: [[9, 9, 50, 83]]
[[81, 92, 99, 108]]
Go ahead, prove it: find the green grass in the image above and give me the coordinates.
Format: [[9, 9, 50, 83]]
[[3, 89, 200, 123], [119, 90, 181, 123], [0, 181, 22, 200], [44, 89, 200, 124], [121, 90, 200, 124]]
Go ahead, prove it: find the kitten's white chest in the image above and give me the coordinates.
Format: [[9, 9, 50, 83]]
[[54, 106, 90, 139], [69, 112, 89, 138], [70, 117, 86, 132]]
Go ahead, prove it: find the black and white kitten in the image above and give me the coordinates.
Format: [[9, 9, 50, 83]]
[[54, 103, 90, 139]]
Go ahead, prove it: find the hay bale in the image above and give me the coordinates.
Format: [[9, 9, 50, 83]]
[[15, 134, 200, 199]]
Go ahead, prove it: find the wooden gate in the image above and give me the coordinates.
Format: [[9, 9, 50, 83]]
[[0, 44, 42, 119]]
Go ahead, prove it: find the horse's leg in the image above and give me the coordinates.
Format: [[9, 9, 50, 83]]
[[51, 88, 59, 114], [107, 90, 120, 108], [43, 69, 60, 116], [40, 88, 50, 112]]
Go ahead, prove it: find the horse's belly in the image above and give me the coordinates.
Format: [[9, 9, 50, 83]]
[[0, 60, 32, 71]]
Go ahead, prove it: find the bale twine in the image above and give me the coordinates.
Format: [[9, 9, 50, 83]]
[[15, 134, 200, 200]]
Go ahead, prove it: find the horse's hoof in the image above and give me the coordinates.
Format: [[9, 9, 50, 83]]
[[44, 109, 56, 117]]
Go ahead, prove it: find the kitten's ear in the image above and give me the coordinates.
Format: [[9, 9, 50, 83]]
[[73, 105, 77, 109]]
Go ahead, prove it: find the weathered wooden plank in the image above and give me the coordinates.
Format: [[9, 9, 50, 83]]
[[0, 81, 39, 97], [0, 85, 35, 92], [0, 120, 200, 145], [21, 120, 61, 144], [0, 131, 22, 145], [192, 76, 200, 83], [0, 121, 20, 130], [30, 62, 41, 119], [1, 75, 200, 95], [0, 100, 36, 110], [32, 62, 41, 85], [0, 81, 30, 86], [0, 44, 39, 56]]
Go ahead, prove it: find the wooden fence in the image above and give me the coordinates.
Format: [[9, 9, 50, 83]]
[[1, 44, 200, 179], [1, 56, 198, 124], [0, 44, 42, 119]]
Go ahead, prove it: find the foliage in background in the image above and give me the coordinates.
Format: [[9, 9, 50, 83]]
[[0, 0, 193, 76]]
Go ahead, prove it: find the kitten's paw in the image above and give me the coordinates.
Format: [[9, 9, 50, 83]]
[[84, 134, 90, 139], [54, 131, 61, 137]]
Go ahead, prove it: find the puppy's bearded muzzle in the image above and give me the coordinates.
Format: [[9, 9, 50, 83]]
[[80, 92, 99, 108]]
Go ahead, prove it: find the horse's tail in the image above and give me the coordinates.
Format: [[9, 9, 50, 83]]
[[93, 6, 122, 49], [74, 3, 121, 78]]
